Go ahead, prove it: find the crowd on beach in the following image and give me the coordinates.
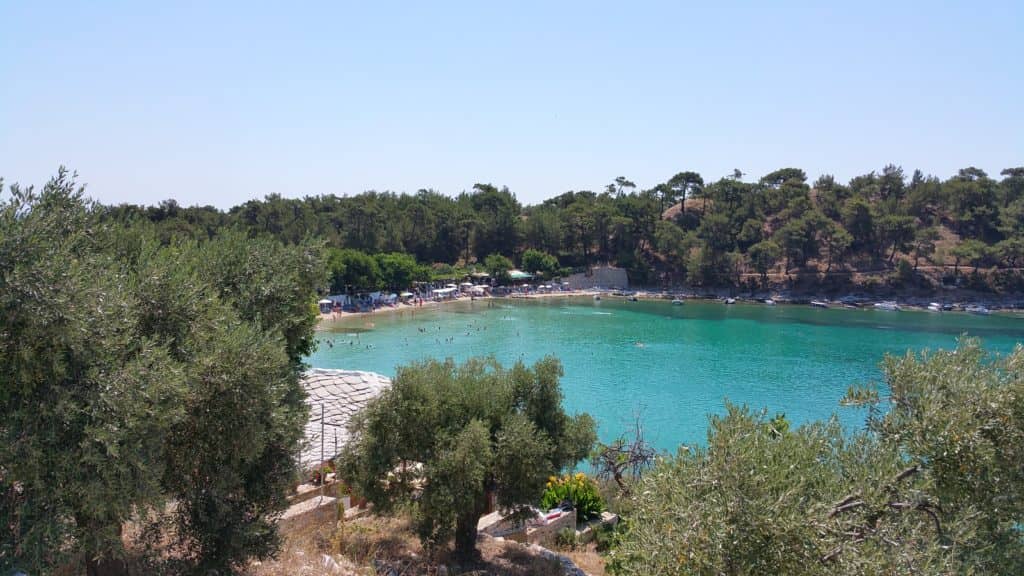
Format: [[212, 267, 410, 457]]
[[318, 281, 1024, 327]]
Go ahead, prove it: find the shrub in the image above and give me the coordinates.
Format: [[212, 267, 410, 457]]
[[541, 472, 605, 521], [593, 521, 622, 553], [554, 527, 579, 551]]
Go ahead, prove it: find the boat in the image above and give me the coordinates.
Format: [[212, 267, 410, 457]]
[[764, 299, 776, 306], [810, 300, 829, 308], [671, 298, 684, 306], [966, 304, 991, 316], [927, 302, 942, 312], [628, 295, 638, 302], [874, 301, 900, 311], [593, 294, 601, 301], [724, 298, 736, 305]]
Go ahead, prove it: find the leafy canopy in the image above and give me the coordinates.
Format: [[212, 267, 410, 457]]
[[339, 356, 596, 558], [1, 170, 324, 575], [610, 339, 1024, 575]]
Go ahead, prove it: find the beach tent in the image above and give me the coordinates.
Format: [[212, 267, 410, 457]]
[[432, 286, 458, 300]]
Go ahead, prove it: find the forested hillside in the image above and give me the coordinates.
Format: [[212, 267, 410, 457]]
[[101, 165, 1024, 293]]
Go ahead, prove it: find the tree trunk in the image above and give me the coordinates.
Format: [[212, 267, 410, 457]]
[[85, 556, 128, 576], [454, 512, 481, 560]]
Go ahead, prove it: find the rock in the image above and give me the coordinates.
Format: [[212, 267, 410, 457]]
[[321, 554, 339, 572]]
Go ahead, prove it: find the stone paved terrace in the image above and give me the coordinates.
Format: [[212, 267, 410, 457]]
[[300, 368, 391, 471]]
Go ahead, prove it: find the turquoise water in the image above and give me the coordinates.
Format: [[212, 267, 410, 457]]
[[308, 298, 1024, 452]]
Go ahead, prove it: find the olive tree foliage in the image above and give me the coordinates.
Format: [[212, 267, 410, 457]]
[[0, 172, 187, 575], [610, 340, 1024, 575], [339, 356, 596, 559], [853, 339, 1024, 571], [0, 171, 325, 575]]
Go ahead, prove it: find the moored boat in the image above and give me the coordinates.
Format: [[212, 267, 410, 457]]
[[810, 300, 829, 308], [671, 298, 684, 306], [874, 301, 900, 311], [764, 298, 776, 306], [724, 298, 736, 305], [966, 304, 991, 315], [927, 302, 942, 312]]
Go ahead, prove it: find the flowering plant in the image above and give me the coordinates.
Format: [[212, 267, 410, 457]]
[[541, 472, 605, 521]]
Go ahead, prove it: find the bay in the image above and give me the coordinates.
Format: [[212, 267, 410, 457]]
[[308, 298, 1024, 453]]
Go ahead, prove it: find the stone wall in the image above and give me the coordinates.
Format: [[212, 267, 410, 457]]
[[564, 265, 629, 290]]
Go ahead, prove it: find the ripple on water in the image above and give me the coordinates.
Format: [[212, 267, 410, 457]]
[[310, 298, 1024, 451]]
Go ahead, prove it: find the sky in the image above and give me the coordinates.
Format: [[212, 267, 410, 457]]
[[1, 1, 1021, 209]]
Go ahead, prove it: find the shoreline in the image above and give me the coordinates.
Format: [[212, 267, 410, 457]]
[[316, 290, 602, 326], [317, 288, 1024, 329]]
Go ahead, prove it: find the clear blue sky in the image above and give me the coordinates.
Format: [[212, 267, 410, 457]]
[[2, 1, 1021, 208]]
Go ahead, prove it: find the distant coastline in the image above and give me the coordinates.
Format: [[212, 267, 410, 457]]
[[316, 288, 1024, 331]]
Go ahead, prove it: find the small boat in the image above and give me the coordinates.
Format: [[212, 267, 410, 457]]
[[593, 294, 601, 301], [927, 302, 942, 312], [874, 301, 900, 311], [966, 305, 991, 316], [724, 298, 736, 305], [671, 298, 684, 306], [764, 299, 776, 306], [628, 295, 638, 302], [810, 300, 829, 308]]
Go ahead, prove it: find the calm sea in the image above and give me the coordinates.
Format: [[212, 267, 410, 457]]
[[308, 298, 1024, 453]]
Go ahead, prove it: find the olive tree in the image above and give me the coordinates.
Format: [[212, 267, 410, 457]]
[[339, 356, 596, 559], [0, 173, 187, 575], [610, 340, 1024, 575], [1, 171, 324, 575]]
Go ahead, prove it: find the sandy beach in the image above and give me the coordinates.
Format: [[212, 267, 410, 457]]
[[316, 290, 602, 326]]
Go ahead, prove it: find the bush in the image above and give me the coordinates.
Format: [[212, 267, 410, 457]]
[[593, 522, 622, 553], [554, 526, 579, 551], [541, 472, 604, 521], [890, 258, 916, 287]]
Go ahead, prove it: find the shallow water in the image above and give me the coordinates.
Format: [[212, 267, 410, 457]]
[[308, 298, 1024, 452]]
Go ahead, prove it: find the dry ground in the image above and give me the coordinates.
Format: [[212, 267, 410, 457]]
[[249, 506, 605, 576]]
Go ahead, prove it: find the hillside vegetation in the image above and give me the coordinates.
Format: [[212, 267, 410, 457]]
[[100, 165, 1024, 294]]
